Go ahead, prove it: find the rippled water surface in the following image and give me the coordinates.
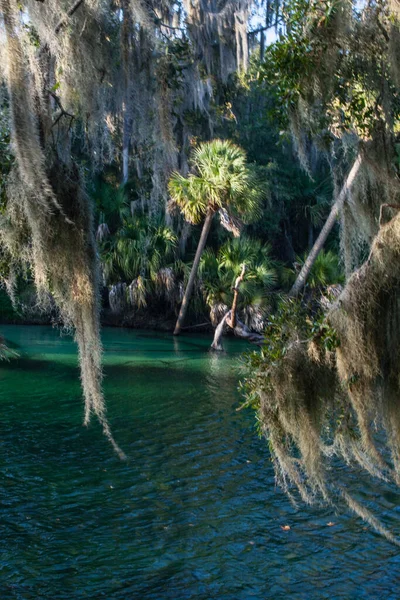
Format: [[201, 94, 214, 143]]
[[1, 325, 400, 599]]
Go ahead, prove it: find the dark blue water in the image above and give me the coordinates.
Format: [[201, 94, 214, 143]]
[[0, 325, 400, 599]]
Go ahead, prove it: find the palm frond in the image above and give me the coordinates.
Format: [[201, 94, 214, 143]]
[[128, 276, 148, 309], [169, 139, 264, 226], [296, 250, 345, 289]]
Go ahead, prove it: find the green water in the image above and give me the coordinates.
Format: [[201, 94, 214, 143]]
[[1, 325, 400, 599]]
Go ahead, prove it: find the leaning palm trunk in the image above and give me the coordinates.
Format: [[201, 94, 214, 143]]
[[289, 155, 362, 297], [174, 207, 215, 335], [211, 310, 231, 350]]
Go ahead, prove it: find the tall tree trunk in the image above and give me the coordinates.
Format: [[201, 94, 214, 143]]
[[122, 143, 129, 185], [173, 207, 215, 335], [289, 155, 362, 297], [308, 221, 314, 249], [259, 30, 265, 61], [179, 220, 191, 257], [283, 220, 295, 264], [121, 0, 132, 186]]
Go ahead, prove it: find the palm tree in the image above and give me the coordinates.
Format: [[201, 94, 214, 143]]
[[199, 237, 278, 331], [281, 249, 344, 291], [168, 139, 262, 335], [99, 212, 178, 310]]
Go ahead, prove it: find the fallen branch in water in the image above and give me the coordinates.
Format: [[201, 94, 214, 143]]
[[181, 321, 211, 330]]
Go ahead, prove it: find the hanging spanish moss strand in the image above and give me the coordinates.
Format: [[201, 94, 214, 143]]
[[184, 0, 250, 82], [1, 0, 63, 218], [0, 0, 125, 459]]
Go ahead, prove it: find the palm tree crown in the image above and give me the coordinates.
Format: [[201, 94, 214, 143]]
[[168, 139, 261, 226]]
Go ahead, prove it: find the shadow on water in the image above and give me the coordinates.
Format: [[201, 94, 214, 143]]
[[1, 325, 400, 599]]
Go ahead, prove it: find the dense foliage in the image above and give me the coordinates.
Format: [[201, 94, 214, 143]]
[[236, 0, 400, 542]]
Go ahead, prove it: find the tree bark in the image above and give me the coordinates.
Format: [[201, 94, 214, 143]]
[[227, 264, 246, 329], [173, 207, 215, 335], [211, 310, 265, 351], [211, 310, 231, 350], [121, 0, 132, 186], [289, 154, 362, 297]]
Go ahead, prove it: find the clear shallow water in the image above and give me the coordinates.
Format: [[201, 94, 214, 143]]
[[0, 325, 400, 599]]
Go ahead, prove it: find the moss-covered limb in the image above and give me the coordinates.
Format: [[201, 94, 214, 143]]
[[1, 0, 58, 215], [328, 209, 400, 466], [242, 207, 400, 538], [54, 0, 85, 35], [247, 327, 400, 545], [183, 0, 250, 81], [379, 203, 400, 226]]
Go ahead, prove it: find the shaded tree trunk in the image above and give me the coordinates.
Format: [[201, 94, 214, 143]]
[[308, 221, 314, 249], [289, 155, 362, 297], [121, 0, 132, 185], [173, 207, 215, 335], [283, 220, 295, 264]]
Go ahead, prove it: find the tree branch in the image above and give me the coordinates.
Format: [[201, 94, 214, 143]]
[[47, 89, 75, 127], [379, 203, 400, 226], [227, 263, 246, 329], [248, 20, 283, 35], [55, 0, 85, 34], [158, 21, 185, 32]]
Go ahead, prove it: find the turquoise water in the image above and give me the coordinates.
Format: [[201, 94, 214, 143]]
[[1, 325, 400, 599]]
